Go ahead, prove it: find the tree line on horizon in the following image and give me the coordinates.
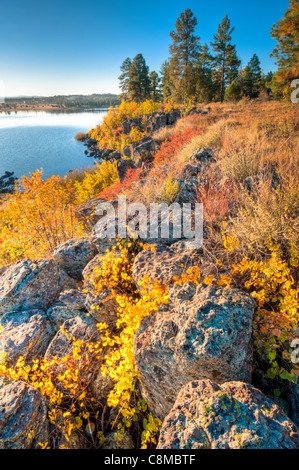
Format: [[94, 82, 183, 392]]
[[118, 1, 299, 104]]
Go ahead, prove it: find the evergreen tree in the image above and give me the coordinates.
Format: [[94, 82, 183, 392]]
[[169, 8, 200, 101], [241, 54, 263, 98], [127, 54, 151, 102], [160, 60, 173, 101], [210, 15, 241, 102], [224, 78, 242, 102], [270, 0, 299, 85], [149, 71, 162, 102], [193, 44, 215, 102], [118, 57, 132, 100]]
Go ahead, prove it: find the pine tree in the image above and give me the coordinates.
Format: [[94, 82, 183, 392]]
[[194, 44, 215, 102], [127, 54, 151, 102], [160, 60, 173, 101], [149, 71, 162, 102], [270, 0, 299, 85], [118, 57, 132, 100], [210, 15, 241, 102], [169, 8, 200, 101], [241, 54, 263, 98]]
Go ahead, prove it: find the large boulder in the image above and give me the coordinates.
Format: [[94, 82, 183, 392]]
[[0, 379, 49, 449], [75, 197, 118, 229], [0, 309, 55, 366], [134, 284, 256, 420], [45, 313, 113, 406], [45, 312, 99, 361], [82, 254, 119, 323], [53, 237, 98, 280], [0, 259, 76, 318], [132, 242, 202, 288], [157, 380, 299, 449]]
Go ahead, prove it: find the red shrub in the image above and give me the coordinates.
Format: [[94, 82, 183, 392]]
[[98, 168, 142, 200], [154, 128, 202, 165]]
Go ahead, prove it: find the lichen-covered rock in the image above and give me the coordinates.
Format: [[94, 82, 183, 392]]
[[53, 237, 98, 280], [0, 259, 76, 318], [189, 148, 216, 165], [134, 284, 256, 420], [157, 380, 299, 449], [58, 289, 87, 311], [0, 309, 55, 366], [82, 255, 118, 323], [174, 178, 199, 204], [46, 305, 82, 331], [132, 242, 202, 288], [45, 312, 98, 361], [0, 379, 49, 449], [103, 432, 135, 449], [45, 313, 113, 405]]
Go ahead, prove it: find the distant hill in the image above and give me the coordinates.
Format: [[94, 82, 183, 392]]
[[5, 93, 121, 109]]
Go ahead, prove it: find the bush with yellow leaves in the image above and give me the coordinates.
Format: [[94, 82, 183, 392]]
[[88, 100, 161, 151], [0, 170, 84, 266]]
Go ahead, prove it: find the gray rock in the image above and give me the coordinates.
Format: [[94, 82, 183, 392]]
[[0, 309, 55, 366], [46, 305, 82, 331], [174, 178, 199, 204], [58, 289, 87, 311], [157, 380, 299, 449], [45, 313, 113, 405], [0, 380, 49, 449], [53, 237, 98, 280], [134, 284, 256, 420], [190, 148, 216, 165], [103, 431, 135, 449], [0, 259, 76, 318], [117, 159, 133, 182], [132, 242, 202, 289], [45, 312, 98, 361]]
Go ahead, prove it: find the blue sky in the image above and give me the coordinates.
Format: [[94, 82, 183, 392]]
[[0, 0, 289, 97]]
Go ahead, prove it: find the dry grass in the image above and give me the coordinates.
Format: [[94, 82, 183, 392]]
[[149, 101, 299, 264]]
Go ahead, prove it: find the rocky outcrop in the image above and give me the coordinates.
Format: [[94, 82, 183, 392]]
[[134, 284, 256, 420], [0, 171, 18, 195], [0, 309, 55, 366], [0, 379, 49, 449], [53, 237, 99, 280], [157, 380, 299, 449], [0, 259, 76, 318], [117, 159, 133, 182], [121, 110, 181, 135]]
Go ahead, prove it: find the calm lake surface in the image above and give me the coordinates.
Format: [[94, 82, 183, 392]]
[[0, 110, 107, 179]]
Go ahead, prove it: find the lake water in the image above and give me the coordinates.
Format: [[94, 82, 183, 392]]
[[0, 110, 107, 179]]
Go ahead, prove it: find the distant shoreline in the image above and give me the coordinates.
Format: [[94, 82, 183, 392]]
[[0, 104, 110, 113]]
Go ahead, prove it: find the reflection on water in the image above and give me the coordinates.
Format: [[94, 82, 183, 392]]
[[0, 110, 107, 179]]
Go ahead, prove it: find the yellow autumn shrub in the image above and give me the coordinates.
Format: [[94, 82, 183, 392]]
[[0, 170, 84, 265], [74, 160, 118, 204]]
